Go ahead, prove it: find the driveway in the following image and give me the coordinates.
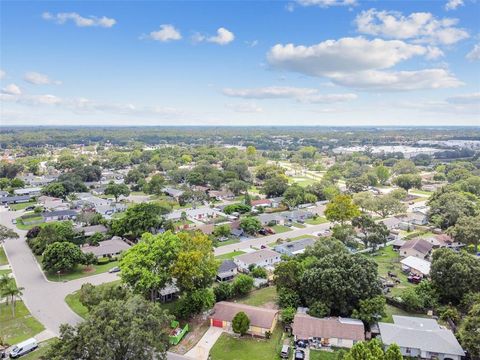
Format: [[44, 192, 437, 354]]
[[184, 326, 224, 360]]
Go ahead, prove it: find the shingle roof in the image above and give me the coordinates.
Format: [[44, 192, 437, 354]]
[[218, 260, 237, 273], [211, 301, 278, 329], [42, 210, 78, 218], [81, 238, 130, 257], [274, 238, 316, 255], [234, 249, 280, 265], [400, 238, 433, 254], [292, 314, 365, 341], [379, 316, 464, 356]]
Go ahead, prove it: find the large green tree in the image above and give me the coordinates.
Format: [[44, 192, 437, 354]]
[[428, 190, 477, 229], [43, 296, 172, 360], [458, 303, 480, 358], [104, 182, 130, 202], [324, 194, 360, 225], [447, 215, 480, 253], [232, 312, 250, 336], [42, 242, 85, 273]]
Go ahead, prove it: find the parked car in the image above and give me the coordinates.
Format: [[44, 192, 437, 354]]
[[24, 206, 35, 211], [408, 275, 422, 284], [11, 219, 16, 224], [294, 349, 305, 360], [296, 340, 307, 348], [108, 266, 120, 273], [280, 345, 290, 359], [9, 338, 37, 358], [260, 245, 267, 249]]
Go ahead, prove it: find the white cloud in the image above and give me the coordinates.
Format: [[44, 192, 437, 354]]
[[466, 43, 480, 61], [24, 72, 61, 85], [329, 69, 463, 91], [446, 92, 480, 104], [445, 0, 464, 11], [193, 27, 235, 45], [245, 40, 259, 47], [42, 12, 116, 28], [226, 102, 263, 113], [146, 25, 182, 42], [223, 86, 357, 103], [267, 37, 430, 76], [1, 84, 21, 95], [296, 0, 356, 8], [355, 9, 469, 45], [0, 70, 5, 80]]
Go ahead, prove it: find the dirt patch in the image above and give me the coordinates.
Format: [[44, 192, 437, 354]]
[[82, 267, 96, 274], [170, 315, 210, 355], [260, 301, 279, 310]]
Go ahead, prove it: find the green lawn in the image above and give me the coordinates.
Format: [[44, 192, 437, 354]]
[[290, 177, 316, 187], [20, 339, 56, 360], [381, 304, 430, 323], [0, 246, 8, 265], [271, 225, 292, 234], [45, 260, 119, 282], [9, 201, 36, 211], [291, 222, 306, 228], [0, 301, 45, 345], [310, 350, 340, 360], [238, 286, 278, 307], [410, 190, 433, 196], [0, 269, 12, 276], [65, 280, 121, 318], [215, 251, 245, 260], [216, 238, 241, 247], [15, 219, 48, 231], [210, 325, 284, 360], [305, 217, 328, 225]]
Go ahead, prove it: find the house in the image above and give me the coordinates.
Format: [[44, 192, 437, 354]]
[[392, 238, 406, 251], [257, 213, 284, 226], [0, 195, 32, 204], [75, 224, 108, 237], [163, 187, 185, 199], [80, 237, 130, 258], [217, 260, 238, 282], [0, 190, 9, 197], [400, 238, 433, 259], [424, 234, 463, 250], [380, 217, 403, 230], [19, 174, 57, 187], [378, 316, 464, 360], [398, 212, 428, 231], [210, 301, 278, 337], [233, 249, 282, 272], [208, 189, 235, 201], [400, 256, 431, 276], [269, 197, 284, 208], [230, 228, 244, 237], [281, 210, 314, 223], [274, 238, 316, 256], [292, 314, 365, 349], [167, 206, 224, 222], [38, 196, 69, 211], [251, 199, 272, 209], [157, 282, 179, 303], [42, 209, 78, 222], [14, 187, 42, 196]]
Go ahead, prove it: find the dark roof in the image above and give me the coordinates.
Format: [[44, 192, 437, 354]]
[[218, 260, 237, 273], [400, 238, 433, 254], [0, 195, 32, 203], [81, 238, 131, 257], [42, 210, 78, 218]]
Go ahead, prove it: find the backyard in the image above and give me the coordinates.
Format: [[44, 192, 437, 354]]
[[209, 325, 285, 360], [44, 259, 119, 282], [237, 286, 278, 308], [305, 217, 328, 225], [215, 250, 245, 261], [0, 301, 44, 345]]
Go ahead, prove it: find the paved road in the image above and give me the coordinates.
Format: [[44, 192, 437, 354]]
[[0, 208, 189, 360], [214, 222, 331, 255]]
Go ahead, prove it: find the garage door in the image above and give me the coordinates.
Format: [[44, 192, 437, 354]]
[[212, 319, 223, 327]]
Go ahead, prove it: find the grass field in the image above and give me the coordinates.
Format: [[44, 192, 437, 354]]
[[291, 222, 306, 228], [45, 260, 119, 282], [215, 251, 245, 260], [238, 286, 277, 308], [9, 201, 36, 211], [310, 350, 340, 360], [0, 246, 8, 265], [216, 238, 241, 247], [305, 217, 328, 225], [271, 225, 292, 234], [210, 325, 284, 360], [0, 301, 44, 345]]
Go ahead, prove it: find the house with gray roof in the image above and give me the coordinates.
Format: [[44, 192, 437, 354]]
[[257, 213, 284, 226], [163, 187, 184, 199], [400, 238, 433, 259], [274, 238, 316, 256], [217, 260, 238, 282], [281, 209, 314, 223], [42, 209, 78, 222], [0, 195, 32, 204], [14, 187, 42, 196], [378, 316, 464, 360], [233, 249, 281, 272], [81, 237, 130, 258]]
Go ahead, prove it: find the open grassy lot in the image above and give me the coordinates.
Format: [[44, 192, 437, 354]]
[[291, 222, 306, 228], [216, 238, 240, 247], [210, 325, 284, 360], [65, 280, 121, 318], [45, 260, 119, 282], [9, 200, 36, 211], [290, 177, 316, 187], [310, 350, 340, 360], [305, 217, 328, 225], [0, 246, 8, 265], [271, 225, 292, 234], [20, 339, 56, 360], [410, 190, 433, 196], [370, 246, 413, 297], [215, 251, 245, 261], [238, 286, 278, 308], [0, 301, 44, 345]]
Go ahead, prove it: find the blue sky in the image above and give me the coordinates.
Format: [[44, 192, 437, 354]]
[[1, 0, 479, 126]]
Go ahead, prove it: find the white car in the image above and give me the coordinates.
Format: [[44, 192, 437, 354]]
[[9, 338, 38, 358]]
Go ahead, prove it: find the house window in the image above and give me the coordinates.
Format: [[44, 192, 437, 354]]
[[406, 348, 411, 354]]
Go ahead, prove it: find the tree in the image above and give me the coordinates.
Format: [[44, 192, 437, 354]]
[[240, 217, 262, 235], [1, 282, 24, 317], [42, 182, 67, 198], [346, 176, 369, 193], [43, 296, 172, 360], [214, 282, 233, 302], [384, 344, 403, 360], [0, 225, 18, 242], [353, 191, 375, 212], [372, 192, 407, 218], [231, 274, 254, 296], [393, 174, 422, 192], [104, 182, 130, 202], [274, 260, 302, 292], [227, 180, 249, 195], [42, 242, 86, 273], [375, 165, 390, 185], [280, 307, 296, 324], [325, 194, 360, 225], [263, 175, 288, 197], [430, 248, 480, 304], [213, 224, 231, 238], [175, 288, 215, 319], [232, 312, 250, 336], [27, 221, 77, 255], [428, 190, 477, 229], [250, 266, 267, 279], [343, 339, 402, 360], [351, 296, 386, 326], [352, 215, 389, 250], [144, 174, 165, 195], [447, 215, 480, 253], [246, 146, 257, 157], [111, 202, 168, 239], [458, 303, 480, 358], [393, 159, 417, 175]]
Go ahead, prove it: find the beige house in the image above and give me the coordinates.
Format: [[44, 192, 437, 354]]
[[292, 314, 365, 348], [210, 301, 278, 337], [400, 238, 433, 259], [233, 249, 281, 272]]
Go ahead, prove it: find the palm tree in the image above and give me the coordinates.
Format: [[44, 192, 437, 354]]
[[2, 283, 24, 317], [0, 274, 10, 307]]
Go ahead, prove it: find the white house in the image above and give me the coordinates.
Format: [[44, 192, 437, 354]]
[[400, 256, 431, 276], [233, 249, 281, 272]]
